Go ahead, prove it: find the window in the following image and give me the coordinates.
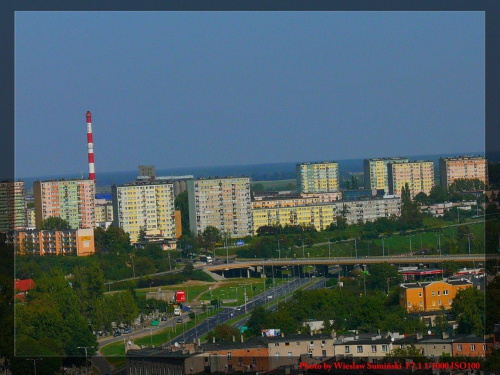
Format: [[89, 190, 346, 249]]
[[288, 352, 292, 359], [438, 300, 442, 305], [382, 345, 388, 352], [444, 290, 449, 295], [345, 346, 350, 353], [484, 345, 487, 352], [275, 343, 279, 347], [227, 352, 232, 359], [275, 353, 280, 358], [471, 344, 476, 351], [357, 346, 363, 353], [371, 345, 377, 352], [457, 344, 462, 351], [419, 292, 422, 297], [432, 291, 435, 296], [285, 342, 289, 346], [420, 301, 423, 306], [408, 302, 412, 307]]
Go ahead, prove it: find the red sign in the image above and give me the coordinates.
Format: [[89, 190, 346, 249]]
[[176, 291, 186, 302]]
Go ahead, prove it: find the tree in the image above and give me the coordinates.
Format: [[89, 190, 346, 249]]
[[199, 226, 222, 252], [429, 186, 448, 204], [207, 324, 240, 342], [400, 183, 423, 230], [175, 191, 190, 235], [386, 344, 425, 363], [414, 192, 429, 205], [366, 264, 401, 293], [247, 306, 269, 336], [40, 216, 71, 230], [134, 257, 156, 276], [182, 260, 194, 277], [71, 262, 105, 320], [451, 287, 485, 336]]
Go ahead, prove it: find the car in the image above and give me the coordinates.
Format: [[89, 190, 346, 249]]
[[123, 328, 132, 334], [176, 318, 183, 324], [113, 331, 122, 337], [215, 258, 221, 262], [161, 316, 167, 321], [235, 307, 242, 311], [179, 339, 185, 345]]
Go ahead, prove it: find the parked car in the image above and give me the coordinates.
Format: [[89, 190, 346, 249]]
[[113, 331, 121, 337], [176, 318, 183, 324], [161, 316, 167, 321], [123, 328, 132, 334]]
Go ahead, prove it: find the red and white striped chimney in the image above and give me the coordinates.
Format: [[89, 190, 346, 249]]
[[86, 111, 96, 182]]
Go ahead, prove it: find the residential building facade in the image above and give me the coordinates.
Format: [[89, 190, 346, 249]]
[[0, 181, 27, 231], [387, 161, 434, 198], [33, 179, 95, 229], [7, 228, 95, 256], [399, 280, 473, 313], [296, 162, 339, 193], [363, 157, 409, 193], [112, 180, 176, 243], [252, 197, 401, 234], [95, 198, 114, 229], [439, 156, 488, 190], [187, 177, 252, 237]]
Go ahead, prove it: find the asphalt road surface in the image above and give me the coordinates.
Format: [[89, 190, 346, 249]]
[[166, 277, 326, 347]]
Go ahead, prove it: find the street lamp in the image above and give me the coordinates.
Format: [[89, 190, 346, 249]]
[[328, 239, 331, 258], [276, 238, 281, 260], [26, 358, 42, 375], [239, 284, 248, 313], [437, 234, 442, 256], [409, 235, 414, 256], [382, 237, 385, 257], [77, 347, 92, 375], [302, 239, 305, 258], [466, 233, 472, 255], [386, 277, 397, 296]]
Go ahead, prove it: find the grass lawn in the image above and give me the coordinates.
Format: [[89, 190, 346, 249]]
[[135, 284, 212, 301]]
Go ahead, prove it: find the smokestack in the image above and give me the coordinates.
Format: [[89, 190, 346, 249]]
[[86, 111, 96, 182]]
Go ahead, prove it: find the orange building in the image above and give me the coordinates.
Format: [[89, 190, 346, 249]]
[[399, 279, 473, 312], [200, 339, 270, 372], [7, 228, 95, 256], [452, 337, 494, 357], [439, 156, 488, 190]]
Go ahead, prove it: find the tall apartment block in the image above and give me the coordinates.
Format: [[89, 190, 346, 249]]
[[388, 161, 434, 198], [0, 181, 27, 232], [112, 180, 176, 243], [296, 162, 339, 193], [95, 198, 114, 229], [439, 156, 488, 190], [363, 157, 409, 193], [33, 179, 95, 230], [187, 177, 252, 237]]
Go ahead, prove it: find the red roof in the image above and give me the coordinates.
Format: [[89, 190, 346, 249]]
[[15, 279, 35, 292]]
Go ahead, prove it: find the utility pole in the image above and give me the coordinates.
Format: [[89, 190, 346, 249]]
[[382, 237, 385, 257], [302, 239, 305, 258], [328, 239, 331, 258], [466, 233, 472, 255]]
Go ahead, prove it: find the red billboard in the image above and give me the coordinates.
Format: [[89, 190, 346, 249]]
[[175, 290, 186, 302]]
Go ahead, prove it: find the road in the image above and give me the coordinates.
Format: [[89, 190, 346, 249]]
[[165, 277, 327, 347]]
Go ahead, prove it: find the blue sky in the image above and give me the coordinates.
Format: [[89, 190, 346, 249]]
[[15, 11, 484, 178]]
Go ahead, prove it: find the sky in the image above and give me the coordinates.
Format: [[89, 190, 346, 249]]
[[15, 11, 485, 178]]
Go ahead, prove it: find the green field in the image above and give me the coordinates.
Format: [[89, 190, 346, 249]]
[[251, 179, 297, 191]]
